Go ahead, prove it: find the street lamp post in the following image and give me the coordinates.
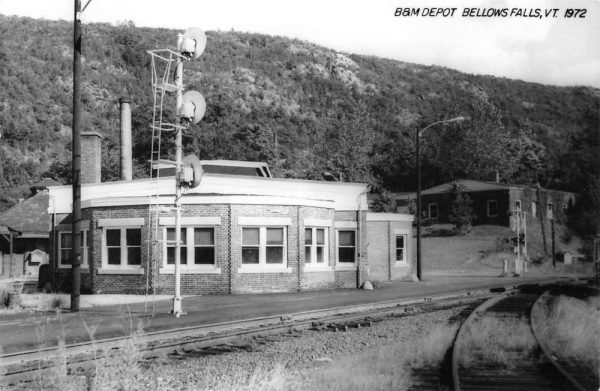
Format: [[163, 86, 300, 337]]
[[415, 116, 466, 281]]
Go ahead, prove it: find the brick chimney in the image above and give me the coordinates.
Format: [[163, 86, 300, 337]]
[[81, 132, 102, 184]]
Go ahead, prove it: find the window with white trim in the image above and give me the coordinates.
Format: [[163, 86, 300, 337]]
[[547, 202, 554, 220], [305, 227, 327, 265], [428, 203, 439, 219], [337, 230, 356, 264], [58, 230, 88, 267], [241, 227, 286, 266], [164, 227, 215, 266], [395, 234, 406, 263], [487, 200, 499, 217], [104, 228, 141, 267]]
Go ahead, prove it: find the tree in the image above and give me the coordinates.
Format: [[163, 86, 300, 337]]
[[448, 183, 475, 235], [311, 107, 378, 186], [511, 121, 547, 184], [437, 99, 519, 182], [371, 190, 397, 213]]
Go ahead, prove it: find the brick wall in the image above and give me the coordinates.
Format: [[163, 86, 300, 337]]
[[333, 210, 367, 289], [52, 202, 374, 295], [81, 132, 102, 184], [152, 204, 230, 295], [366, 221, 390, 282], [88, 206, 150, 294], [334, 270, 356, 288], [230, 204, 299, 293]]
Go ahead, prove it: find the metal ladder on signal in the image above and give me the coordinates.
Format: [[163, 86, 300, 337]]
[[144, 49, 186, 312]]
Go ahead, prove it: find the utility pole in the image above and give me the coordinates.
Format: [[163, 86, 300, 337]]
[[71, 0, 92, 312], [415, 128, 422, 281], [414, 116, 466, 282], [71, 0, 82, 312], [551, 216, 556, 268]]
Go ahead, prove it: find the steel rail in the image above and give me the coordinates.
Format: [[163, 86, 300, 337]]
[[451, 292, 510, 391], [1, 290, 495, 385], [452, 291, 590, 391], [530, 292, 588, 391]]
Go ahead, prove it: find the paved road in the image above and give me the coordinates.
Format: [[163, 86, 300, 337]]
[[0, 274, 579, 355]]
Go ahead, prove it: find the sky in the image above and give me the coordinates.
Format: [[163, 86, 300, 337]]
[[1, 0, 599, 88]]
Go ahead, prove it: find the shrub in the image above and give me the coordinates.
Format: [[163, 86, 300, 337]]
[[448, 183, 475, 235], [0, 288, 9, 308], [50, 295, 67, 310]]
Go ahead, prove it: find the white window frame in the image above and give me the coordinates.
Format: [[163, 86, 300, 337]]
[[487, 200, 499, 217], [160, 226, 220, 274], [304, 226, 330, 271], [336, 229, 357, 270], [394, 233, 407, 265], [57, 230, 89, 269], [547, 202, 554, 220], [428, 203, 439, 219], [239, 226, 291, 273], [100, 224, 143, 274]]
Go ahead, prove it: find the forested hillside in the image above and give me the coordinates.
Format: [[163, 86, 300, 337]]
[[0, 15, 598, 236]]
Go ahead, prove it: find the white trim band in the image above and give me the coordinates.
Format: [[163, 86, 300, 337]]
[[159, 216, 221, 226], [304, 218, 332, 227], [159, 267, 222, 275], [367, 213, 414, 222], [97, 218, 144, 227], [334, 221, 358, 229], [97, 268, 145, 275], [237, 266, 293, 274], [238, 216, 292, 226], [56, 221, 90, 230]]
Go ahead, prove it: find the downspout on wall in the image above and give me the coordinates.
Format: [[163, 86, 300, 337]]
[[356, 186, 369, 288]]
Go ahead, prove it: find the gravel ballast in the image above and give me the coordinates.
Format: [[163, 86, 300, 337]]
[[150, 307, 464, 390]]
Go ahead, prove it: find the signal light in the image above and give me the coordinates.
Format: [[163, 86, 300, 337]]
[[181, 154, 203, 188], [177, 28, 206, 59], [179, 91, 206, 124]]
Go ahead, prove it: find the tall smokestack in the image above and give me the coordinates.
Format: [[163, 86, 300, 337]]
[[119, 97, 132, 181]]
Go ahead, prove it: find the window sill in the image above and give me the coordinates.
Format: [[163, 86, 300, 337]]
[[57, 266, 90, 273], [335, 264, 357, 271], [97, 268, 144, 275], [237, 266, 293, 274], [393, 262, 410, 268], [159, 267, 221, 274], [304, 265, 333, 272]]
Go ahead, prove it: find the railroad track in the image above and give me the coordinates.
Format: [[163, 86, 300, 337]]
[[0, 289, 494, 386], [451, 290, 594, 391]]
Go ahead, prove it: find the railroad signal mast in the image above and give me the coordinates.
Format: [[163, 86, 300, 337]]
[[148, 28, 207, 317], [511, 208, 527, 276]]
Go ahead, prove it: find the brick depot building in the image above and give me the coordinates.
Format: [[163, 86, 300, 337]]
[[46, 140, 414, 294]]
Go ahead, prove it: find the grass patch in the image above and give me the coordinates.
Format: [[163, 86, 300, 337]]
[[12, 320, 458, 390], [294, 324, 458, 391], [532, 294, 600, 377], [457, 316, 537, 370], [50, 295, 67, 310], [0, 288, 9, 308]]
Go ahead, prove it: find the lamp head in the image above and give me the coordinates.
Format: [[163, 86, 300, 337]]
[[178, 28, 207, 59], [179, 91, 206, 124]]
